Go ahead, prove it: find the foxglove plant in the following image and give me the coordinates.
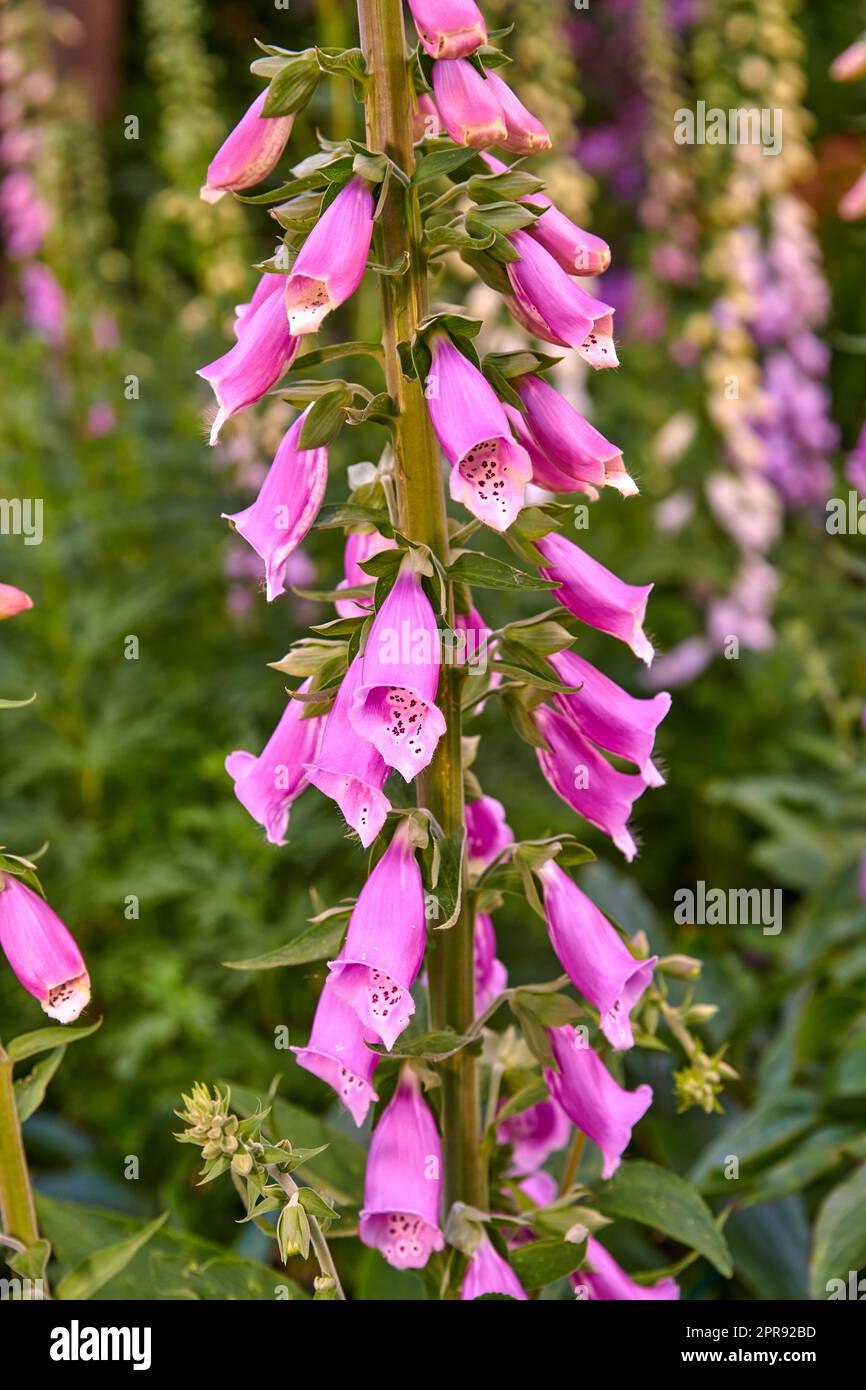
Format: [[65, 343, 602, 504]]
[[186, 0, 728, 1301]]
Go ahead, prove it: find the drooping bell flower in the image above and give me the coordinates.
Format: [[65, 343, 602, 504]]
[[575, 1236, 680, 1301], [349, 561, 447, 780], [408, 0, 487, 59], [222, 408, 328, 601], [539, 861, 656, 1050], [482, 154, 610, 275], [304, 653, 392, 847], [534, 705, 648, 862], [283, 178, 375, 334], [515, 375, 636, 497], [505, 403, 599, 499], [544, 1026, 652, 1179], [334, 530, 396, 618], [0, 583, 33, 619], [359, 1068, 445, 1269], [451, 605, 493, 673], [505, 230, 618, 370], [480, 69, 550, 153], [413, 92, 442, 142], [536, 531, 654, 665], [517, 1170, 558, 1208], [0, 873, 90, 1023], [225, 678, 324, 846], [327, 820, 426, 1050], [497, 1098, 570, 1175], [462, 1232, 528, 1301], [198, 287, 300, 444], [549, 649, 670, 786], [432, 59, 507, 147], [233, 270, 283, 339], [466, 795, 513, 871], [291, 974, 379, 1126], [200, 88, 294, 203], [427, 334, 531, 531], [475, 913, 508, 1013]]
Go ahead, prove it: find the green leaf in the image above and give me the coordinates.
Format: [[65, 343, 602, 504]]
[[412, 146, 480, 186], [501, 618, 575, 656], [313, 502, 391, 532], [511, 1237, 586, 1289], [15, 1046, 65, 1122], [446, 552, 557, 592], [512, 989, 581, 1028], [223, 913, 348, 971], [55, 1212, 169, 1301], [0, 692, 37, 709], [810, 1162, 866, 1298], [495, 1078, 549, 1125], [368, 1029, 481, 1062], [262, 53, 320, 117], [690, 1091, 819, 1187], [429, 826, 465, 931], [7, 1017, 102, 1063], [316, 46, 367, 81], [298, 388, 350, 449], [468, 169, 545, 203], [466, 201, 539, 236], [595, 1161, 733, 1278]]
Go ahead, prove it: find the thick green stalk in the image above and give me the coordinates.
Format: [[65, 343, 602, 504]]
[[0, 1046, 40, 1250], [356, 0, 487, 1213]]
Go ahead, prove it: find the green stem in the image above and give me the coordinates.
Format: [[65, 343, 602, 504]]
[[268, 1165, 346, 1300], [356, 0, 486, 1214], [0, 1046, 40, 1251]]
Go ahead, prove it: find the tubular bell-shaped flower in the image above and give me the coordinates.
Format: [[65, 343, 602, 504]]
[[222, 408, 328, 601], [549, 650, 670, 786], [497, 1098, 570, 1176], [407, 0, 487, 59], [462, 1232, 528, 1301], [505, 230, 618, 370], [536, 531, 655, 665], [480, 69, 550, 153], [575, 1236, 680, 1301], [482, 154, 610, 275], [349, 561, 447, 780], [0, 873, 90, 1023], [283, 178, 375, 334], [515, 375, 636, 497], [539, 861, 656, 1049], [198, 286, 300, 444], [291, 975, 379, 1126], [0, 582, 33, 619], [466, 795, 513, 871], [200, 89, 294, 203], [304, 653, 392, 847], [475, 912, 508, 1013], [427, 334, 532, 530], [334, 529, 396, 618], [233, 269, 283, 339], [327, 820, 426, 1049], [359, 1068, 445, 1269], [505, 403, 599, 498], [432, 59, 507, 147], [226, 679, 324, 846], [545, 1026, 652, 1179]]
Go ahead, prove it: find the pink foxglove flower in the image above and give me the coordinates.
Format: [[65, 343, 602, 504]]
[[480, 69, 550, 153], [475, 912, 508, 1013], [536, 531, 654, 665], [432, 59, 507, 147], [550, 649, 670, 786], [408, 0, 487, 59], [831, 37, 866, 83], [349, 563, 447, 780], [198, 287, 300, 444], [534, 705, 648, 862], [545, 1026, 652, 1179], [222, 409, 328, 601], [0, 583, 33, 619], [506, 230, 618, 369], [576, 1236, 680, 1301], [201, 89, 293, 202], [515, 375, 635, 496], [427, 334, 531, 530], [304, 653, 392, 847], [233, 270, 283, 339], [225, 679, 324, 846], [0, 874, 90, 1023], [483, 154, 610, 275], [539, 861, 656, 1049], [505, 403, 599, 498], [466, 795, 513, 871], [327, 820, 426, 1050], [462, 1232, 528, 1300], [283, 178, 375, 334], [518, 1170, 558, 1208], [359, 1068, 445, 1269], [413, 92, 442, 142], [334, 530, 396, 618], [497, 1098, 570, 1175], [291, 975, 379, 1126]]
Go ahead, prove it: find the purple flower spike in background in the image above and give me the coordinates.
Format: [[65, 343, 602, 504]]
[[550, 649, 671, 785], [198, 288, 300, 443], [407, 0, 487, 60], [432, 59, 507, 147], [200, 89, 294, 203], [359, 1068, 445, 1269], [545, 1026, 652, 1179], [305, 653, 392, 847], [283, 178, 375, 334], [537, 531, 655, 665], [481, 69, 551, 153], [462, 1232, 528, 1300], [575, 1236, 680, 1301], [225, 678, 324, 846], [0, 874, 90, 1023], [291, 975, 379, 1127]]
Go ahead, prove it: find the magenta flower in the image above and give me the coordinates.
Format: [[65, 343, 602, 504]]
[[462, 1232, 528, 1300], [233, 270, 283, 340], [427, 335, 531, 530], [576, 1236, 680, 1300], [544, 1026, 652, 1179], [483, 152, 610, 275], [505, 230, 618, 370], [518, 1170, 558, 1208], [505, 403, 599, 498], [480, 69, 550, 153], [201, 88, 294, 202], [498, 1098, 570, 1175], [475, 912, 508, 1013], [0, 582, 33, 620], [432, 59, 507, 147], [0, 874, 90, 1023], [225, 680, 324, 846], [534, 705, 648, 862], [408, 0, 487, 59], [349, 563, 447, 780], [466, 795, 513, 871], [359, 1068, 445, 1269], [335, 530, 396, 618], [831, 37, 866, 82], [539, 861, 656, 1049], [304, 653, 392, 847], [198, 287, 300, 443], [536, 531, 654, 665], [284, 178, 375, 334], [515, 375, 635, 496], [222, 409, 328, 601], [550, 649, 670, 786], [328, 821, 426, 1050], [291, 975, 379, 1126]]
